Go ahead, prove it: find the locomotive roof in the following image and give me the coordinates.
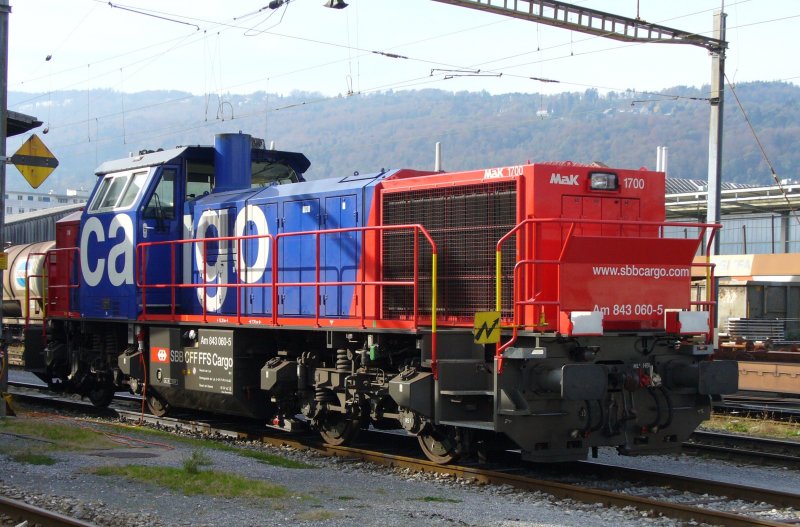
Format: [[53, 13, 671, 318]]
[[94, 146, 207, 175], [94, 145, 311, 179], [194, 168, 408, 206]]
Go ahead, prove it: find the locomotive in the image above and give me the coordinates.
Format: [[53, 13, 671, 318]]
[[23, 132, 737, 463]]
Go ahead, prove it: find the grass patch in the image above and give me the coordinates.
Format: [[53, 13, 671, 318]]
[[232, 446, 313, 469], [0, 416, 118, 464], [703, 414, 800, 440], [11, 450, 58, 465], [1, 415, 312, 472], [90, 449, 295, 499], [724, 421, 752, 434], [296, 510, 342, 521], [107, 422, 314, 468], [337, 495, 356, 501], [182, 450, 213, 474], [93, 464, 290, 499], [0, 416, 117, 449], [410, 496, 462, 503]]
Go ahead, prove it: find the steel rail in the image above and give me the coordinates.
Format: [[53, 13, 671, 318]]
[[300, 445, 794, 527], [572, 461, 800, 510], [687, 429, 800, 466], [693, 429, 800, 451], [717, 397, 800, 422], [16, 383, 800, 466], [686, 440, 800, 466], [0, 496, 98, 527]]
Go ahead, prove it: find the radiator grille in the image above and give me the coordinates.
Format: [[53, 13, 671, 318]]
[[382, 181, 517, 322]]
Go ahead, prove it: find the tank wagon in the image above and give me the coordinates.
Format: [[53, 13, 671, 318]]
[[3, 241, 53, 324], [1, 241, 53, 365], [24, 133, 737, 463]]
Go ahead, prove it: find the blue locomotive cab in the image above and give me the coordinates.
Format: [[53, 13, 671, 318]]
[[79, 153, 199, 319], [77, 134, 310, 320]]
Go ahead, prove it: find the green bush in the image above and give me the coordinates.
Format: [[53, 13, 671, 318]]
[[182, 450, 212, 474]]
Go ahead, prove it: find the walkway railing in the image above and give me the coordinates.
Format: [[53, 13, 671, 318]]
[[494, 218, 721, 369], [136, 224, 441, 374]]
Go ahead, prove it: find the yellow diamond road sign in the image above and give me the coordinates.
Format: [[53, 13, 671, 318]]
[[473, 311, 501, 344], [10, 134, 59, 189]]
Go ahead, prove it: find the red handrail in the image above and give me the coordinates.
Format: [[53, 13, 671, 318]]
[[21, 251, 49, 329], [136, 223, 441, 373], [136, 232, 275, 323], [43, 247, 81, 317], [494, 217, 721, 370]]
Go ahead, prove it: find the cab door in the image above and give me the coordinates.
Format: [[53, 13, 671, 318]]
[[138, 166, 182, 313], [322, 195, 357, 316], [280, 198, 320, 316]]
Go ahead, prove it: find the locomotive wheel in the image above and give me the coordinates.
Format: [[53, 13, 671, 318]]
[[87, 385, 115, 408], [146, 393, 170, 417], [319, 413, 360, 446], [418, 426, 462, 464]]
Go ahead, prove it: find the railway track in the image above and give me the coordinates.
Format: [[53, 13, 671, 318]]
[[687, 429, 800, 466], [0, 495, 98, 527], [719, 394, 800, 421], [6, 383, 800, 526]]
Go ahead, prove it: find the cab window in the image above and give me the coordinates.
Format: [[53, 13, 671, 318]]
[[186, 164, 213, 199], [143, 168, 176, 220], [88, 169, 149, 213], [97, 176, 127, 210], [251, 161, 300, 187], [89, 177, 114, 212], [118, 172, 148, 208]]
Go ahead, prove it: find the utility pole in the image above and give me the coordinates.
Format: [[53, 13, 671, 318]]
[[0, 0, 9, 418], [706, 10, 726, 256], [704, 10, 726, 343]]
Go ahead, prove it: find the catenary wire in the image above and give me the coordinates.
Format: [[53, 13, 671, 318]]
[[12, 1, 798, 114], [10, 1, 800, 176], [725, 74, 800, 226]]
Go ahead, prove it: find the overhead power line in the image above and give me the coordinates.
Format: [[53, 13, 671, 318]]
[[12, 1, 799, 109], [725, 75, 800, 227], [107, 2, 200, 30], [9, 0, 800, 166]]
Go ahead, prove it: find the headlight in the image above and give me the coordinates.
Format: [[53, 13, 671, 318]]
[[589, 172, 618, 190]]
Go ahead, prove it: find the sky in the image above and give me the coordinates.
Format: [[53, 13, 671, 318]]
[[6, 0, 800, 103]]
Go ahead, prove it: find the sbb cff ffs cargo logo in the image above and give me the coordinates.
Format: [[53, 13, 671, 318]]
[[151, 347, 169, 363]]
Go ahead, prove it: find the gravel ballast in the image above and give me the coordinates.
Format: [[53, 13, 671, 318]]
[[0, 411, 690, 527]]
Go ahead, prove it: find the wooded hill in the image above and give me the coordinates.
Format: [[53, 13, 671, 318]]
[[8, 81, 799, 193]]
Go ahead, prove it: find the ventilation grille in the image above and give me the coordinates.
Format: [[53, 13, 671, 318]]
[[382, 181, 517, 322]]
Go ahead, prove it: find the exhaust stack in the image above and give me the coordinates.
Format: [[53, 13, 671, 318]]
[[214, 132, 252, 193]]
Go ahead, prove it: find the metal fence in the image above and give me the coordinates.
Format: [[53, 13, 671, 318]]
[[717, 214, 799, 254], [668, 213, 799, 255]]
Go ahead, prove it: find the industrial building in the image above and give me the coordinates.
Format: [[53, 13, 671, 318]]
[[4, 189, 87, 218]]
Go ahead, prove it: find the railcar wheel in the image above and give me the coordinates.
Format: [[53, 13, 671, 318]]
[[146, 393, 169, 417], [319, 414, 360, 446], [418, 426, 462, 464], [87, 385, 115, 408]]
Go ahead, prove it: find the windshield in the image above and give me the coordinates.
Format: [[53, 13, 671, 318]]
[[251, 161, 300, 187], [88, 169, 151, 213]]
